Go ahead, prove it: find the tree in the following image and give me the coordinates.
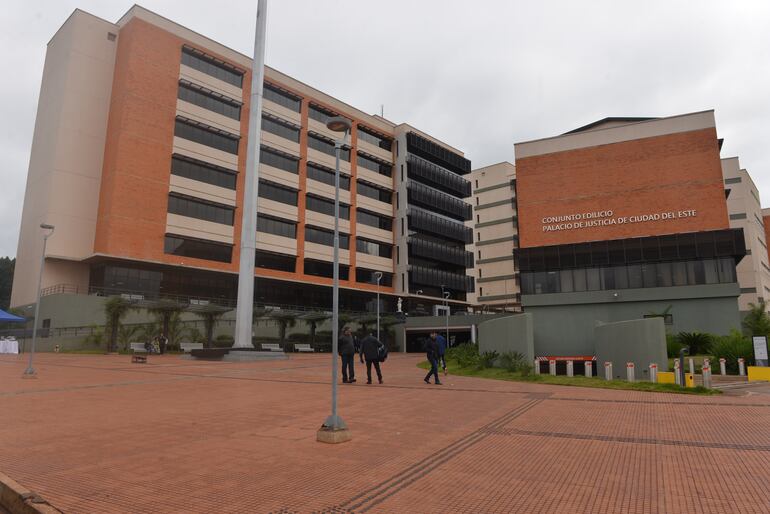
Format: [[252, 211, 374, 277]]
[[0, 257, 14, 311], [299, 311, 330, 347], [269, 310, 300, 351], [190, 305, 231, 348], [743, 300, 770, 337], [104, 296, 135, 353], [117, 324, 142, 352], [144, 299, 187, 342], [354, 313, 379, 336]]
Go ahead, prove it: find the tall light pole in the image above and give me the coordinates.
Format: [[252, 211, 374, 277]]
[[441, 285, 450, 349], [23, 223, 55, 378], [374, 271, 383, 342], [318, 115, 352, 443], [233, 0, 268, 348]]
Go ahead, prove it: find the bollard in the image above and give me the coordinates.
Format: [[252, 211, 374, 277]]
[[719, 358, 726, 376], [534, 359, 541, 375], [738, 358, 745, 376], [674, 360, 681, 385], [585, 361, 593, 377], [566, 360, 574, 377], [702, 365, 712, 389], [688, 358, 695, 376], [626, 362, 635, 382], [549, 359, 556, 376], [649, 363, 658, 383], [604, 361, 613, 380]]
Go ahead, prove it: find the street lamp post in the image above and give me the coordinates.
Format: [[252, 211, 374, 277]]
[[374, 271, 383, 342], [441, 285, 450, 349], [318, 116, 352, 444], [23, 223, 55, 378]]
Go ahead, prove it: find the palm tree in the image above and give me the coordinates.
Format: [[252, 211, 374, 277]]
[[269, 310, 300, 351], [299, 311, 330, 347], [743, 299, 770, 337], [104, 296, 134, 353], [117, 324, 142, 352], [189, 304, 231, 348], [144, 299, 187, 342], [355, 313, 379, 336]]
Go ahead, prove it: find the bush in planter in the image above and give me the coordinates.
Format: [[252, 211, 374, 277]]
[[675, 332, 713, 355], [447, 343, 479, 368], [498, 351, 525, 372], [213, 334, 234, 348], [711, 329, 754, 374], [478, 351, 499, 369]]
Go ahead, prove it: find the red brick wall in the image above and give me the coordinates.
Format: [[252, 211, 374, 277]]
[[515, 128, 729, 248]]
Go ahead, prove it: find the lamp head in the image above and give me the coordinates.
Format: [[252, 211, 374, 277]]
[[374, 271, 383, 283], [40, 223, 55, 230], [326, 116, 351, 133]]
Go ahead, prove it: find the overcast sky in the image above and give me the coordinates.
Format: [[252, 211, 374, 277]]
[[1, 0, 769, 258]]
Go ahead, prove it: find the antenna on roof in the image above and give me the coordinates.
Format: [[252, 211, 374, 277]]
[[380, 104, 384, 117]]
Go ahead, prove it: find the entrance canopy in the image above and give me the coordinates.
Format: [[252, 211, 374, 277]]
[[0, 309, 25, 323]]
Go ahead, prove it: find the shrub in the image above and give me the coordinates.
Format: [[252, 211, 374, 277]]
[[498, 351, 525, 372], [666, 334, 683, 358], [449, 343, 480, 368], [675, 332, 713, 355], [478, 351, 499, 369], [711, 329, 754, 374], [213, 334, 234, 348], [519, 362, 534, 377]]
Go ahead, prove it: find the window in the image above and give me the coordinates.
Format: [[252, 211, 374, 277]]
[[356, 268, 393, 286], [730, 213, 747, 220], [164, 235, 232, 263], [308, 134, 350, 161], [255, 250, 295, 272], [357, 181, 392, 203], [260, 147, 299, 173], [357, 209, 393, 231], [258, 180, 298, 206], [263, 83, 301, 112], [304, 259, 350, 280], [167, 194, 234, 225], [257, 215, 296, 238], [307, 163, 350, 190], [171, 154, 236, 190], [262, 115, 300, 143], [177, 82, 241, 120], [308, 104, 337, 124], [306, 194, 350, 219], [181, 47, 244, 88], [305, 226, 349, 249], [357, 153, 392, 176], [175, 118, 239, 154], [356, 238, 392, 258], [358, 127, 393, 151]]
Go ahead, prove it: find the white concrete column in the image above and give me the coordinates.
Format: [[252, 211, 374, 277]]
[[674, 360, 681, 385], [534, 359, 540, 375], [626, 362, 635, 382], [585, 361, 593, 378], [738, 358, 746, 376], [702, 364, 712, 388], [688, 358, 695, 376], [566, 360, 574, 377], [604, 362, 612, 380], [719, 358, 726, 376], [549, 359, 556, 376], [649, 363, 658, 383]]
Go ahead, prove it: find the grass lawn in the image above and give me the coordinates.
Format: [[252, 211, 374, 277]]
[[419, 359, 719, 395]]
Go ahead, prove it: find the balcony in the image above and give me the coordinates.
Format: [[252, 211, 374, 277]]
[[407, 181, 472, 222], [407, 207, 473, 244], [406, 132, 471, 175], [406, 154, 471, 198], [409, 236, 474, 268], [409, 265, 475, 292]]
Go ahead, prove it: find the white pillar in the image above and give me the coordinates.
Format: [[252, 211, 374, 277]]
[[585, 361, 593, 378], [471, 324, 477, 344], [626, 362, 635, 382], [719, 358, 726, 376], [688, 358, 695, 376], [604, 362, 612, 380], [674, 360, 681, 385], [566, 360, 574, 377], [649, 363, 658, 383], [702, 364, 712, 388], [738, 358, 746, 376], [534, 359, 540, 375], [549, 359, 556, 376]]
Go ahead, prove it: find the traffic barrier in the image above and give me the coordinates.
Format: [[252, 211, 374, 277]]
[[657, 371, 675, 384], [739, 358, 746, 376], [649, 363, 658, 383], [747, 366, 770, 382], [604, 361, 612, 380], [688, 358, 695, 376], [585, 361, 593, 377], [674, 360, 681, 385], [566, 360, 574, 377], [702, 365, 712, 388], [626, 362, 635, 382], [549, 359, 556, 376], [719, 358, 726, 376]]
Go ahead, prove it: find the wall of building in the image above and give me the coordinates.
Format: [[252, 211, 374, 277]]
[[594, 317, 669, 378], [477, 313, 534, 361]]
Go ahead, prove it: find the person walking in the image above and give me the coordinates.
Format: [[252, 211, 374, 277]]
[[424, 332, 442, 385], [158, 334, 168, 355], [359, 331, 384, 384], [436, 331, 448, 375], [339, 326, 356, 383]]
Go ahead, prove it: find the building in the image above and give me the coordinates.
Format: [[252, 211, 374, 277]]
[[467, 162, 520, 311], [514, 112, 745, 357], [722, 157, 770, 313], [11, 6, 473, 316]]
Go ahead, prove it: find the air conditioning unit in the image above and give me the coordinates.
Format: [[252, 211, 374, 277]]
[[433, 305, 449, 317]]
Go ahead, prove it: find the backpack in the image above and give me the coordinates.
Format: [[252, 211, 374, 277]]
[[377, 343, 388, 362]]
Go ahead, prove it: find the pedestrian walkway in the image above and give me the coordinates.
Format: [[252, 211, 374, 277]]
[[1, 353, 769, 513]]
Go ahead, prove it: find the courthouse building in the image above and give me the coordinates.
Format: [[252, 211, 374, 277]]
[[11, 6, 475, 315]]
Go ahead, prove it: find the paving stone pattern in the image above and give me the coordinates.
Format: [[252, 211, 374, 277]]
[[1, 353, 769, 513]]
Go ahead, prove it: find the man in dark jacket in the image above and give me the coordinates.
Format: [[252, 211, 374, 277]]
[[359, 332, 384, 384], [339, 327, 356, 383], [424, 332, 442, 385]]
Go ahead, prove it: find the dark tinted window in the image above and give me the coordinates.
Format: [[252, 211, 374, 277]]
[[358, 127, 393, 151], [171, 154, 236, 190], [304, 259, 349, 280], [306, 195, 350, 219], [356, 268, 393, 286], [356, 238, 392, 258], [164, 235, 232, 263], [357, 209, 393, 231], [263, 83, 301, 112], [257, 215, 296, 238], [305, 226, 349, 249], [168, 194, 234, 225], [307, 163, 350, 190], [357, 153, 392, 176], [308, 103, 337, 124], [175, 118, 239, 154], [258, 180, 298, 206], [262, 115, 300, 143], [255, 251, 295, 272], [260, 147, 299, 173], [357, 181, 392, 203], [308, 134, 350, 161], [181, 47, 244, 88], [178, 82, 241, 120]]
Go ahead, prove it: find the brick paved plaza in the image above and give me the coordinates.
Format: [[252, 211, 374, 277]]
[[1, 353, 769, 513]]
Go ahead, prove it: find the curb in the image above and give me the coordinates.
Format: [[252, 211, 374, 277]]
[[0, 472, 62, 514]]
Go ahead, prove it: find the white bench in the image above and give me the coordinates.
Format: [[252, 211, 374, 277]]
[[180, 342, 204, 353], [261, 343, 283, 352], [294, 343, 313, 353], [130, 342, 147, 363]]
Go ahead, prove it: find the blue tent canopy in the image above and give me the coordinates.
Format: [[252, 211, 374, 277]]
[[0, 309, 26, 323]]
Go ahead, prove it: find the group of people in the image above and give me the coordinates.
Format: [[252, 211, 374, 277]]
[[337, 328, 448, 385], [143, 334, 169, 354]]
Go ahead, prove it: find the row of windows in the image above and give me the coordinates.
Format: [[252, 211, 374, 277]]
[[406, 132, 471, 175], [308, 134, 350, 161], [259, 180, 298, 206], [407, 181, 471, 222], [164, 234, 233, 263], [357, 181, 392, 204], [178, 82, 241, 121], [261, 146, 299, 174], [170, 154, 237, 190], [408, 207, 473, 244], [357, 209, 393, 231], [357, 268, 393, 286], [257, 215, 297, 239], [306, 195, 350, 219], [406, 154, 472, 197], [264, 83, 301, 112], [357, 153, 392, 177], [175, 118, 239, 154], [356, 238, 392, 258], [308, 103, 337, 125], [181, 47, 244, 88], [262, 115, 300, 143], [256, 251, 296, 273], [305, 226, 350, 249], [307, 163, 351, 190], [358, 127, 392, 151], [168, 194, 235, 225], [521, 258, 738, 295], [304, 259, 349, 280]]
